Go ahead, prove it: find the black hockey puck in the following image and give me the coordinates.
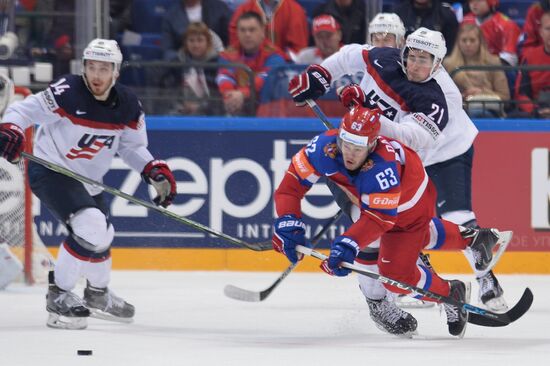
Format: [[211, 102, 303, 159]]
[[77, 350, 93, 356]]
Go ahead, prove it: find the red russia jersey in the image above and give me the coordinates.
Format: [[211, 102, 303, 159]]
[[521, 4, 545, 52], [216, 39, 286, 96], [463, 12, 521, 56], [515, 46, 550, 113], [274, 130, 432, 248], [228, 0, 309, 55]]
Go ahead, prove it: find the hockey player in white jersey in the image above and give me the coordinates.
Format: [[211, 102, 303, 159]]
[[0, 39, 177, 329], [288, 25, 509, 336], [355, 13, 508, 314]]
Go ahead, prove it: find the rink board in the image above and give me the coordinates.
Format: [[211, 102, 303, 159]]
[[30, 117, 550, 272]]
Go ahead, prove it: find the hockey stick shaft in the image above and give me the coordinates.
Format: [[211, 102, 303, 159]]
[[224, 210, 344, 301], [295, 245, 532, 326], [306, 99, 335, 130], [22, 152, 271, 251]]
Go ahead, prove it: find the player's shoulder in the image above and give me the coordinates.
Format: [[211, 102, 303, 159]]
[[47, 74, 86, 97], [113, 82, 140, 109], [304, 130, 340, 174], [364, 47, 401, 71], [369, 138, 401, 168], [41, 74, 87, 110]]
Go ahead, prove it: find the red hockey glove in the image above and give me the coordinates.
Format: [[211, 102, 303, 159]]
[[141, 160, 177, 208], [0, 123, 25, 163], [337, 84, 367, 109], [288, 64, 331, 106], [320, 236, 359, 277]]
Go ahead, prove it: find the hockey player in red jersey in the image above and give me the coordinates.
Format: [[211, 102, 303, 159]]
[[272, 106, 512, 338], [0, 39, 177, 329]]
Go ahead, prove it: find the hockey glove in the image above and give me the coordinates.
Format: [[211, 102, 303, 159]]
[[288, 65, 331, 106], [321, 236, 359, 277], [272, 214, 309, 264], [337, 84, 367, 109], [0, 123, 25, 163], [141, 160, 177, 208]]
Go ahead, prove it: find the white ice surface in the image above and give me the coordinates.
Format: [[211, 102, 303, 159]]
[[1, 271, 548, 366]]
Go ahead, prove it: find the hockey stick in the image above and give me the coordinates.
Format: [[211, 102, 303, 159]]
[[21, 152, 272, 251], [304, 101, 534, 324], [224, 210, 344, 302], [295, 245, 533, 327], [223, 100, 339, 301], [305, 99, 335, 130]]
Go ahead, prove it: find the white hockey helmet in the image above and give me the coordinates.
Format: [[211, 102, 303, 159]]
[[368, 13, 406, 47], [82, 38, 123, 77], [401, 27, 447, 82]]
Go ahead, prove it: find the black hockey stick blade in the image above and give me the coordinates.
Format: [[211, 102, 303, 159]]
[[467, 287, 533, 327], [296, 245, 533, 327], [224, 262, 298, 302], [224, 211, 344, 302]]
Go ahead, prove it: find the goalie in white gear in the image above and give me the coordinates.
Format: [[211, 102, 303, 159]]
[[0, 74, 23, 290], [342, 16, 507, 321], [0, 39, 178, 329]]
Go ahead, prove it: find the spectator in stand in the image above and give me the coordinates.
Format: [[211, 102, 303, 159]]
[[514, 11, 550, 119], [443, 23, 510, 117], [161, 0, 231, 60], [520, 1, 550, 56], [162, 22, 223, 116], [295, 14, 342, 65], [28, 0, 75, 78], [312, 0, 367, 45], [394, 0, 459, 55], [228, 0, 308, 61], [462, 0, 521, 66], [109, 0, 133, 38], [217, 11, 287, 115]]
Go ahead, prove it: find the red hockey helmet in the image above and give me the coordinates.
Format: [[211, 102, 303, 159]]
[[338, 106, 382, 149]]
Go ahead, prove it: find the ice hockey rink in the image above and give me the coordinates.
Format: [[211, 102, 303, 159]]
[[1, 271, 548, 366]]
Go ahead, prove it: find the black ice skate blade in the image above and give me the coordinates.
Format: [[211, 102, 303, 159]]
[[468, 287, 533, 327]]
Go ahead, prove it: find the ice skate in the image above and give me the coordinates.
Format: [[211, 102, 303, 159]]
[[366, 294, 418, 337], [463, 228, 512, 272], [46, 284, 90, 330], [84, 282, 135, 323], [442, 280, 471, 338], [477, 270, 508, 312]]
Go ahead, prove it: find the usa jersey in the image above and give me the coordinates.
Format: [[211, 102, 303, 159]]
[[2, 74, 154, 195], [274, 130, 431, 248], [321, 45, 477, 166]]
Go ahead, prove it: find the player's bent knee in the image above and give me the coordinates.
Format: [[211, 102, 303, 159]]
[[69, 207, 114, 252], [379, 265, 415, 295]]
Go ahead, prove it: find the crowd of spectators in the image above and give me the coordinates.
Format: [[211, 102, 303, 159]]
[[6, 0, 550, 118]]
